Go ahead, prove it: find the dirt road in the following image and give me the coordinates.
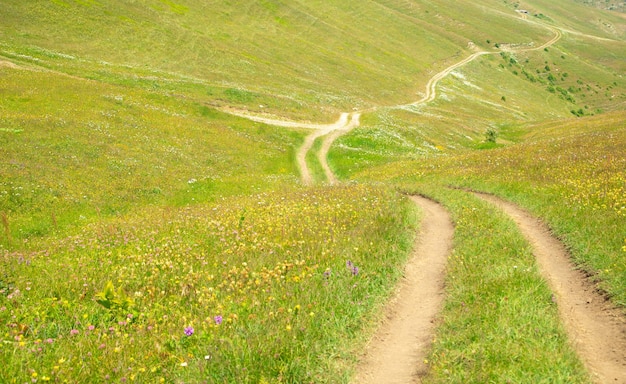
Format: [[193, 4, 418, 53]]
[[352, 196, 453, 384], [476, 193, 626, 384], [213, 14, 626, 384]]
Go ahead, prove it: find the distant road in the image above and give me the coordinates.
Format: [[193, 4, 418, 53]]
[[222, 13, 563, 185]]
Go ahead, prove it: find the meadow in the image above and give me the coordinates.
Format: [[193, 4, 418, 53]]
[[350, 113, 625, 382], [1, 0, 625, 382], [1, 185, 418, 383]]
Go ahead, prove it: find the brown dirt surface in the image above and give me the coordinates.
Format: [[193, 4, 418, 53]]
[[476, 192, 626, 384], [0, 60, 21, 69], [352, 196, 453, 384]]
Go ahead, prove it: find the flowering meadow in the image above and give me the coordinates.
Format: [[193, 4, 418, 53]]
[[0, 185, 417, 383], [358, 112, 626, 306]]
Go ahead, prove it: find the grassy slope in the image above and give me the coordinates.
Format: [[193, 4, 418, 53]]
[[335, 1, 625, 381], [0, 0, 552, 116], [354, 112, 625, 382], [0, 0, 625, 382], [0, 67, 303, 242], [332, 0, 626, 176], [343, 0, 626, 306]]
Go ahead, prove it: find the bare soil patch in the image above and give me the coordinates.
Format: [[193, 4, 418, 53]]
[[0, 60, 21, 69], [476, 192, 626, 384], [352, 196, 453, 384]]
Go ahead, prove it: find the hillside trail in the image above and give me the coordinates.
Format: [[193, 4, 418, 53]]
[[223, 108, 360, 185], [475, 192, 626, 384], [352, 195, 453, 384], [221, 14, 561, 185]]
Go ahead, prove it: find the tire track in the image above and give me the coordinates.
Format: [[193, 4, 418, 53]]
[[475, 192, 626, 384], [318, 113, 360, 185], [352, 196, 453, 384]]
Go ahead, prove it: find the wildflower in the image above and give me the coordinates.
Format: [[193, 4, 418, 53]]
[[180, 362, 188, 367], [70, 329, 79, 336], [87, 325, 95, 331], [346, 260, 359, 276], [214, 315, 223, 325], [184, 326, 194, 336]]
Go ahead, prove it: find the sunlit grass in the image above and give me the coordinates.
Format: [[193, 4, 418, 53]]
[[355, 111, 626, 306], [415, 187, 589, 383], [0, 0, 625, 382], [0, 67, 302, 243], [0, 185, 418, 383]]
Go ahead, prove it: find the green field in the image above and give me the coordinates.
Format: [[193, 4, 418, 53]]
[[1, 0, 625, 382]]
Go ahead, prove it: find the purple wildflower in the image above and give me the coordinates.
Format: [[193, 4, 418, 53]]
[[184, 326, 194, 336], [346, 260, 359, 276], [214, 315, 223, 325], [70, 329, 79, 336]]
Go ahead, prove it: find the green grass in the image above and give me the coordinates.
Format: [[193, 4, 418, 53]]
[[354, 111, 626, 306], [416, 187, 589, 383], [0, 0, 557, 117], [346, 112, 625, 381], [305, 137, 327, 184], [0, 66, 302, 243], [0, 0, 625, 382], [0, 185, 418, 383]]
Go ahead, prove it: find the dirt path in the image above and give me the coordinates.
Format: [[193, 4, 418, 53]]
[[0, 60, 21, 69], [475, 193, 626, 384], [352, 196, 453, 384], [318, 113, 360, 184], [222, 108, 359, 185], [297, 112, 360, 185], [222, 15, 562, 185]]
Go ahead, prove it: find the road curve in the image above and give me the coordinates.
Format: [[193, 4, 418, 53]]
[[220, 15, 561, 185], [475, 192, 626, 384]]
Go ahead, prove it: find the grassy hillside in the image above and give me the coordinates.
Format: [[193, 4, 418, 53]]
[[0, 66, 304, 243], [354, 111, 626, 304], [1, 0, 555, 116], [0, 0, 625, 382]]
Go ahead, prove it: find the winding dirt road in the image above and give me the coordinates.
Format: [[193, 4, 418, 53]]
[[217, 13, 626, 383], [4, 8, 623, 383], [223, 15, 561, 185], [476, 193, 626, 384]]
